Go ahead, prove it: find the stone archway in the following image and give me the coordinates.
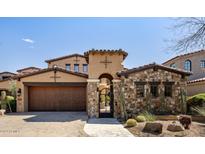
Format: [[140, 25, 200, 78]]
[[98, 73, 114, 118]]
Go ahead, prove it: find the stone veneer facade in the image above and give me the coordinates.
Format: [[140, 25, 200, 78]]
[[87, 80, 100, 118], [115, 68, 188, 117]]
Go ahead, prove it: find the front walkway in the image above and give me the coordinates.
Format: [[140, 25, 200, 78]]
[[84, 118, 134, 137]]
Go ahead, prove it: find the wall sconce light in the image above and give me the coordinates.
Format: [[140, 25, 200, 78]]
[[17, 88, 21, 96]]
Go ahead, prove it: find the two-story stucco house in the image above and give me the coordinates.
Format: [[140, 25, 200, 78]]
[[0, 49, 191, 118], [163, 49, 205, 96]]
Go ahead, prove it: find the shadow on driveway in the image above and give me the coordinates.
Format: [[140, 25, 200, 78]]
[[7, 112, 88, 122]]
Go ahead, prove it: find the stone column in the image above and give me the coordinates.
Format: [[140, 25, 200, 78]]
[[112, 79, 122, 118], [87, 79, 100, 118]]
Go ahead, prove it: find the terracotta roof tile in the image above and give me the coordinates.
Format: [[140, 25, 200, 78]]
[[17, 67, 41, 73], [84, 49, 128, 60], [117, 63, 192, 77], [14, 67, 88, 79], [0, 71, 16, 75], [45, 53, 85, 63], [162, 49, 205, 65], [187, 77, 205, 84]]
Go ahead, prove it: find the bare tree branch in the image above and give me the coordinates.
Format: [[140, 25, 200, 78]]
[[168, 17, 205, 53]]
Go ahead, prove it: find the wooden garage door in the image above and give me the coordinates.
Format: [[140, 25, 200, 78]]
[[28, 86, 86, 111]]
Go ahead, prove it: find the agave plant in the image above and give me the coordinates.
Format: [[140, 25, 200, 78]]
[[191, 107, 205, 116]]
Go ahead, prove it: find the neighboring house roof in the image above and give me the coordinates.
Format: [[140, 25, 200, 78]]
[[84, 49, 128, 60], [17, 67, 41, 73], [0, 71, 16, 75], [162, 49, 205, 65], [14, 67, 88, 79], [117, 63, 192, 77], [45, 53, 85, 63], [187, 77, 205, 84]]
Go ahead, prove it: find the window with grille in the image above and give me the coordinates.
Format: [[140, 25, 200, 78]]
[[150, 82, 159, 97], [66, 64, 70, 71], [164, 84, 172, 97], [200, 60, 205, 68], [74, 64, 79, 72], [184, 60, 192, 71], [136, 84, 145, 97]]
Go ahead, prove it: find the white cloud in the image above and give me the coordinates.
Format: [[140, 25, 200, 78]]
[[22, 38, 34, 44]]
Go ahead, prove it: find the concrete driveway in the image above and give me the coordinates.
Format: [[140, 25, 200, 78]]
[[0, 112, 88, 137]]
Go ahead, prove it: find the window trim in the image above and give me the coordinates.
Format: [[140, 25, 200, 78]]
[[83, 64, 88, 73], [170, 63, 177, 68], [74, 64, 79, 72], [135, 81, 146, 98], [149, 82, 160, 97], [163, 82, 174, 97], [184, 59, 192, 72], [200, 60, 205, 68], [65, 64, 71, 71]]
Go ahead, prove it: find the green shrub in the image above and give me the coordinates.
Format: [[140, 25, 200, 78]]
[[187, 93, 205, 114], [135, 115, 146, 122], [139, 111, 156, 121], [126, 118, 137, 127], [191, 107, 205, 116]]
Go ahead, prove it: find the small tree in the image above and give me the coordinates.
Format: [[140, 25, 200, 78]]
[[9, 80, 17, 98], [179, 88, 187, 114], [0, 91, 13, 112]]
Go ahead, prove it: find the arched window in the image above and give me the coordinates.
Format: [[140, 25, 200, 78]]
[[184, 60, 192, 71]]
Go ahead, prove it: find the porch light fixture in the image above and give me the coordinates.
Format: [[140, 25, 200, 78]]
[[17, 88, 21, 96]]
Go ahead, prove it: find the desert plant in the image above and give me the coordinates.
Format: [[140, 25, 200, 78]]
[[9, 80, 17, 98], [0, 91, 14, 112], [126, 118, 137, 127], [135, 115, 146, 122], [179, 88, 187, 114], [191, 107, 205, 116], [187, 93, 205, 114], [139, 111, 156, 121]]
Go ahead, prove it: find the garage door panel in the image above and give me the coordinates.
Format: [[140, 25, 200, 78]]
[[28, 86, 86, 111]]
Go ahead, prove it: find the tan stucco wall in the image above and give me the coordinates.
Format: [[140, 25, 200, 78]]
[[16, 70, 87, 112], [163, 51, 205, 80], [47, 56, 88, 73], [0, 80, 11, 90], [187, 81, 205, 96], [88, 53, 124, 79]]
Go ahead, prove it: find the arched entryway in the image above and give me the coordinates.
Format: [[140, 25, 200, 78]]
[[98, 74, 114, 118]]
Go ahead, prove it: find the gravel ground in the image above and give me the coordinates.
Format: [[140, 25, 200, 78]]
[[126, 120, 205, 137], [0, 112, 88, 137]]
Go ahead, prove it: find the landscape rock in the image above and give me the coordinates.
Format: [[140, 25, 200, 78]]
[[167, 121, 185, 132], [178, 115, 192, 129], [142, 122, 163, 134]]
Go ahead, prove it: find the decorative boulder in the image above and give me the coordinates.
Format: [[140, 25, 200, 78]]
[[167, 121, 185, 132], [142, 122, 163, 134], [178, 115, 192, 129], [0, 109, 6, 116]]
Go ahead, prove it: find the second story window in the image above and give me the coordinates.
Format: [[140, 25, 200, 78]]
[[200, 60, 205, 68], [66, 64, 70, 71], [184, 60, 192, 72], [170, 63, 176, 68], [83, 64, 88, 73], [74, 64, 79, 72]]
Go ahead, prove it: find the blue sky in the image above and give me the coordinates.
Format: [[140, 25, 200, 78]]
[[0, 17, 176, 73]]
